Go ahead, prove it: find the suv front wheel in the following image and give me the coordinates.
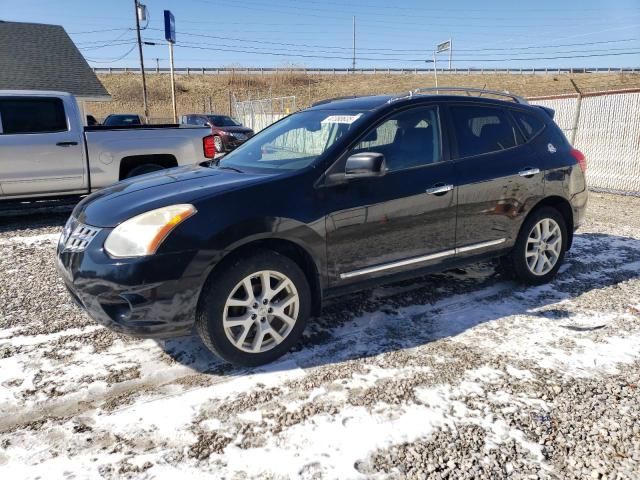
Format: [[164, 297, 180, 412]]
[[196, 250, 311, 366], [501, 207, 568, 285]]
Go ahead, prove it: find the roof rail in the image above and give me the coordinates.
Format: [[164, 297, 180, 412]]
[[412, 87, 528, 104], [311, 95, 362, 107]]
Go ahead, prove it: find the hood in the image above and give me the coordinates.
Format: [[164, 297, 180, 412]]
[[74, 164, 270, 227]]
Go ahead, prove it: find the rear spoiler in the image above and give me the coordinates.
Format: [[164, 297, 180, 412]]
[[534, 105, 555, 119]]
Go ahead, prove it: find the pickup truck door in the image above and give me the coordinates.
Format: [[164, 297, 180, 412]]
[[0, 96, 86, 197]]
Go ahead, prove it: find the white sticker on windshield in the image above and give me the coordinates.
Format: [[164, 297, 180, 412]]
[[321, 114, 362, 124]]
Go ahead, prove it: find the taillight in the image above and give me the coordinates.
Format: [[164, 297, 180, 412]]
[[203, 135, 216, 158], [570, 148, 586, 172]]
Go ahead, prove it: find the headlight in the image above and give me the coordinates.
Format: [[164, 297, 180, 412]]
[[104, 204, 197, 258]]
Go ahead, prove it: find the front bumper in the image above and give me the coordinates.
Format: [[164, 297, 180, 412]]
[[56, 228, 203, 339]]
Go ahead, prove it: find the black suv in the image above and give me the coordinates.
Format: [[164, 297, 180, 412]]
[[57, 88, 588, 366]]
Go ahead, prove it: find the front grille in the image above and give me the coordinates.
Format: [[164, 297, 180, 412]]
[[62, 221, 101, 253]]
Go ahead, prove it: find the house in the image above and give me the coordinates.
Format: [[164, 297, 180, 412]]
[[0, 20, 110, 120]]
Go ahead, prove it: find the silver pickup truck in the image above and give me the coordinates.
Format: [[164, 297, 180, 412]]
[[0, 90, 214, 200]]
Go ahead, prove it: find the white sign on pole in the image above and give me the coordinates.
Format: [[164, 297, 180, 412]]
[[436, 40, 451, 53]]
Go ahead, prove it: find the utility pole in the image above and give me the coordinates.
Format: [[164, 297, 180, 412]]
[[134, 0, 149, 121], [352, 16, 356, 73], [449, 37, 453, 70]]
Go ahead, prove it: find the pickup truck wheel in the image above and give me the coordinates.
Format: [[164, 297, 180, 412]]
[[196, 249, 311, 366], [126, 163, 164, 178], [213, 135, 224, 153], [500, 207, 567, 285]]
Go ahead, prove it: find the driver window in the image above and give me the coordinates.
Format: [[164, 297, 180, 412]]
[[352, 107, 441, 171]]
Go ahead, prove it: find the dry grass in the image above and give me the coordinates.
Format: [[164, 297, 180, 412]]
[[86, 71, 640, 122]]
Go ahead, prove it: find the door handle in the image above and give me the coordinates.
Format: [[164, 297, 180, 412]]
[[56, 141, 78, 147], [518, 167, 540, 177], [426, 183, 454, 195]]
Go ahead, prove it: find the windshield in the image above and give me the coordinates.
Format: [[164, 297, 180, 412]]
[[207, 115, 241, 127], [218, 110, 365, 172]]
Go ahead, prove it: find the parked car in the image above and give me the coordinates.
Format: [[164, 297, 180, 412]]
[[181, 114, 254, 152], [103, 113, 144, 127], [57, 87, 588, 367], [0, 91, 215, 200]]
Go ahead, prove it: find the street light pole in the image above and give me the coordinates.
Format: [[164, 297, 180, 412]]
[[433, 52, 438, 88], [134, 0, 149, 122]]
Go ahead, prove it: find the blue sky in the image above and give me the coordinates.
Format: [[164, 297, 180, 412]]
[[3, 0, 640, 69]]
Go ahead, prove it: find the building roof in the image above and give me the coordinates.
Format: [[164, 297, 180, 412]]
[[0, 21, 110, 100]]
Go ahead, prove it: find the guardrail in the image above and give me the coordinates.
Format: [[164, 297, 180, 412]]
[[92, 67, 640, 75]]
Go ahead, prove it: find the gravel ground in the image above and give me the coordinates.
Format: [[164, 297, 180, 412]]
[[0, 192, 639, 479]]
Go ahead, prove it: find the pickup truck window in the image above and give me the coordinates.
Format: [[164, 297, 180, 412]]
[[0, 97, 68, 134]]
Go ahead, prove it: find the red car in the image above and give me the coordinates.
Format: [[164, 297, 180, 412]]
[[181, 114, 254, 152]]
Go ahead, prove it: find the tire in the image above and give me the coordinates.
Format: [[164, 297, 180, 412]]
[[500, 206, 568, 285], [196, 249, 311, 366], [126, 163, 164, 178], [213, 135, 224, 153]]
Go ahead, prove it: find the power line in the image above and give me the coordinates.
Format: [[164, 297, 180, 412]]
[[141, 36, 640, 59], [192, 0, 640, 26], [69, 27, 131, 34], [85, 44, 138, 63], [230, 0, 640, 16], [148, 29, 640, 55], [455, 38, 640, 52], [79, 40, 137, 51], [170, 42, 640, 63]]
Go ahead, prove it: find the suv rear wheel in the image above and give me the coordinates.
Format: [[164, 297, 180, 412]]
[[501, 207, 568, 285], [196, 250, 311, 366]]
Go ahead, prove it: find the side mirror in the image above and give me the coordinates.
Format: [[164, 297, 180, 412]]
[[345, 152, 386, 178]]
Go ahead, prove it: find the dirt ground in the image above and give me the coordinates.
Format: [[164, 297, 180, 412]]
[[1, 192, 639, 479]]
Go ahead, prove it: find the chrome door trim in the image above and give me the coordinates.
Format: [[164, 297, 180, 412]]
[[339, 238, 507, 280], [339, 249, 456, 279], [456, 238, 506, 253], [518, 168, 540, 177]]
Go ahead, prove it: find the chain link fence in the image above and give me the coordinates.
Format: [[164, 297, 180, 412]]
[[232, 95, 296, 132], [531, 90, 640, 194]]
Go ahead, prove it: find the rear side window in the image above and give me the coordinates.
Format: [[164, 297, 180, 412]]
[[512, 110, 545, 141], [450, 106, 517, 159], [0, 97, 68, 134]]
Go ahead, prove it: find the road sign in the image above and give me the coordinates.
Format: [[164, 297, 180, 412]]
[[436, 40, 451, 53], [164, 10, 176, 44]]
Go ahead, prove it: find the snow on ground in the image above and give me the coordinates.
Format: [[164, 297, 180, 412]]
[[1, 193, 639, 479]]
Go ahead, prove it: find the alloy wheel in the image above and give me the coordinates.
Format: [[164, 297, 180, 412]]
[[526, 218, 562, 276], [222, 270, 300, 353]]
